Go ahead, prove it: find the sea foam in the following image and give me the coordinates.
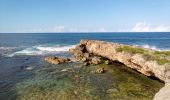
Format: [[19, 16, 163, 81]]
[[135, 44, 169, 51], [8, 44, 76, 57]]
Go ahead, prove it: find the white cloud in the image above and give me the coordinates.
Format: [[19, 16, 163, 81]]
[[132, 22, 170, 32], [98, 27, 106, 32], [8, 22, 170, 33], [52, 26, 65, 32], [19, 26, 109, 33]]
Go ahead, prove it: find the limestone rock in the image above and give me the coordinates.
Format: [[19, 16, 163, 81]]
[[95, 68, 105, 74], [91, 56, 102, 65], [69, 39, 169, 82], [45, 56, 70, 64], [68, 39, 170, 100], [153, 83, 170, 100]]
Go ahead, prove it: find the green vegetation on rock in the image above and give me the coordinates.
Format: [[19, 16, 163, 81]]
[[116, 46, 148, 55], [116, 46, 170, 65]]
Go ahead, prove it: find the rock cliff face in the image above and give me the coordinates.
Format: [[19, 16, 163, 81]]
[[69, 39, 170, 100]]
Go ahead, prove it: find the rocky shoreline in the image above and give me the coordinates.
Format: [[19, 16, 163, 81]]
[[45, 39, 170, 100]]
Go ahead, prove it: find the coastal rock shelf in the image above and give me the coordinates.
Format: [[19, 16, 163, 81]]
[[68, 39, 170, 100], [69, 39, 170, 82]]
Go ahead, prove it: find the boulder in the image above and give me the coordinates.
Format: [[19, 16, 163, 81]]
[[45, 56, 70, 64]]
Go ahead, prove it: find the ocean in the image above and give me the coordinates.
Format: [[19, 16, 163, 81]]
[[0, 32, 169, 100]]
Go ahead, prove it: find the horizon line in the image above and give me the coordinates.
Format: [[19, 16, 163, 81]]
[[0, 32, 170, 34]]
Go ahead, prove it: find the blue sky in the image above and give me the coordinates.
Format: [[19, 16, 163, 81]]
[[0, 0, 170, 33]]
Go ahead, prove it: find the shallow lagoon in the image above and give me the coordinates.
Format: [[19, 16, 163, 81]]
[[11, 60, 163, 100]]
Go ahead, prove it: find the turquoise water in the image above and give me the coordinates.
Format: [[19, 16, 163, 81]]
[[0, 32, 168, 99]]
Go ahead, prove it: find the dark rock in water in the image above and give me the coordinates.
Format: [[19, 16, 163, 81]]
[[45, 56, 70, 64], [20, 66, 28, 70], [95, 68, 105, 74]]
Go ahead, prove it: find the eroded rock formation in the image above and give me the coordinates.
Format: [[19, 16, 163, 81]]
[[45, 39, 170, 99], [69, 39, 170, 82], [69, 39, 170, 100]]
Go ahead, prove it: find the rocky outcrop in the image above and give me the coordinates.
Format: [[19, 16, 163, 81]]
[[69, 39, 170, 82], [45, 56, 70, 64], [69, 39, 170, 100]]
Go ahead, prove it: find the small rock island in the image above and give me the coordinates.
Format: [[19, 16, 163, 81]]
[[45, 39, 170, 100]]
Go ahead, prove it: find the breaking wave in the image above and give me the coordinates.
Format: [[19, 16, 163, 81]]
[[0, 47, 16, 50], [135, 44, 169, 51], [8, 44, 76, 57], [0, 46, 17, 56]]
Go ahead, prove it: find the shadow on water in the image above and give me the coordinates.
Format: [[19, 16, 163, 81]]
[[114, 60, 164, 83], [0, 56, 43, 100]]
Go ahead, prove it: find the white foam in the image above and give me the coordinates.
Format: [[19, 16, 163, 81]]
[[8, 44, 76, 57], [0, 47, 17, 56], [0, 47, 16, 50], [141, 44, 158, 50], [135, 44, 169, 51]]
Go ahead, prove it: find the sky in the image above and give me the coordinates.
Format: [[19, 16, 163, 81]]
[[0, 0, 170, 33]]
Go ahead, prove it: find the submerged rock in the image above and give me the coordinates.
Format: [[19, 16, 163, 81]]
[[95, 68, 105, 74], [45, 56, 70, 64]]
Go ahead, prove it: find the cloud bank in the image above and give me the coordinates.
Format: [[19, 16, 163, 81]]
[[132, 22, 170, 32], [10, 22, 170, 33]]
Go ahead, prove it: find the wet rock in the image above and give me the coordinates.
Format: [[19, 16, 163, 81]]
[[95, 68, 105, 74], [45, 56, 70, 64], [107, 88, 119, 93], [91, 57, 102, 65], [61, 68, 69, 72], [82, 57, 87, 62]]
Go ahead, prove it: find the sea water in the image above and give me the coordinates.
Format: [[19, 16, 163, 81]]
[[0, 32, 169, 100]]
